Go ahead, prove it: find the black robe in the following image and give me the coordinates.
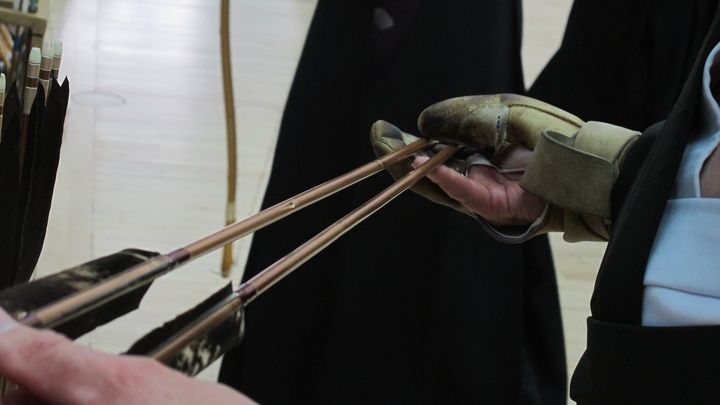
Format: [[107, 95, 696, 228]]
[[529, 0, 718, 130], [525, 0, 720, 403], [219, 1, 566, 404], [562, 2, 720, 404]]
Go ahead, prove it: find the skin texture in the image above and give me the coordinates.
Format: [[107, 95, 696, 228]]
[[413, 156, 545, 226], [0, 309, 255, 405], [701, 145, 720, 198]]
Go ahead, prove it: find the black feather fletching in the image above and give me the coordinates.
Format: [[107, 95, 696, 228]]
[[0, 85, 23, 290], [0, 80, 70, 289], [1, 82, 19, 136], [0, 249, 159, 339], [17, 79, 70, 281], [126, 283, 245, 377], [13, 84, 45, 284]]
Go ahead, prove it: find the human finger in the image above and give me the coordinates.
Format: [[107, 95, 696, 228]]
[[413, 156, 491, 208], [0, 307, 115, 404]]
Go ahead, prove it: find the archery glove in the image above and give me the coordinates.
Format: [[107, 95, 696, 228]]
[[371, 94, 641, 243]]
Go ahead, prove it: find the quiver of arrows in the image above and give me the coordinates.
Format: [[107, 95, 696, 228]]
[[0, 78, 70, 290]]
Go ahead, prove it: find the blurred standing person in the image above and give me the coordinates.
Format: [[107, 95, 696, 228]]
[[530, 1, 718, 131], [219, 1, 566, 404]]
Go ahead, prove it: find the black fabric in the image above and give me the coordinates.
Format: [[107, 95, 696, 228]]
[[219, 1, 566, 404], [569, 3, 720, 403], [610, 122, 663, 221], [529, 0, 718, 131], [572, 318, 720, 404], [591, 3, 720, 325], [528, 0, 719, 325]]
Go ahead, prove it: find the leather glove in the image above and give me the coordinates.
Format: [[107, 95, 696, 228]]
[[371, 94, 641, 242], [370, 120, 476, 216]]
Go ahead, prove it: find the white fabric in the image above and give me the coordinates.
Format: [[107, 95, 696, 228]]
[[643, 200, 720, 326], [641, 41, 720, 326]]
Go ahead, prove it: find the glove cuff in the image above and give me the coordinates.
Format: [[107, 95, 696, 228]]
[[476, 203, 612, 244], [520, 121, 639, 219], [480, 121, 639, 243], [525, 121, 640, 241]]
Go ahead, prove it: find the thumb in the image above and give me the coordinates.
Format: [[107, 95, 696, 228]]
[[413, 155, 488, 208]]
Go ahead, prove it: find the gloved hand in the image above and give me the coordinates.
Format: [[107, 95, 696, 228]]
[[370, 118, 547, 226], [371, 94, 641, 242], [417, 94, 583, 155], [370, 120, 476, 216]]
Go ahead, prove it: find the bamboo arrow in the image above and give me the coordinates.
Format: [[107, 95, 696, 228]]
[[19, 139, 434, 330], [129, 145, 458, 375]]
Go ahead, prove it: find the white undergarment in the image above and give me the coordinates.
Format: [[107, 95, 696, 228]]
[[642, 41, 720, 326]]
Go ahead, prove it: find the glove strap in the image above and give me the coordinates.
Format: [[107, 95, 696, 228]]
[[520, 122, 640, 219]]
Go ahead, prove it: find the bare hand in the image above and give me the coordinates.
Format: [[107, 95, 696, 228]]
[[413, 156, 545, 226], [0, 309, 254, 405]]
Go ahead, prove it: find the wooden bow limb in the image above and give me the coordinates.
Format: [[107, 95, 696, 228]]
[[18, 139, 434, 330], [133, 145, 459, 374], [220, 0, 237, 278]]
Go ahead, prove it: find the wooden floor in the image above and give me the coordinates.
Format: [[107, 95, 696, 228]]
[[35, 0, 604, 398]]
